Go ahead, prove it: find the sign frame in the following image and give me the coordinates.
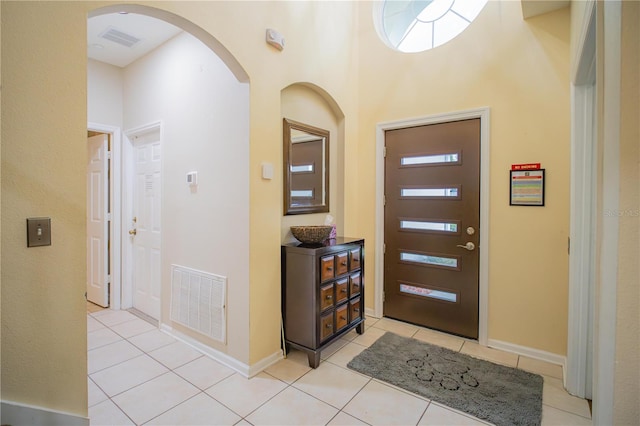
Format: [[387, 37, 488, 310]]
[[509, 169, 545, 206]]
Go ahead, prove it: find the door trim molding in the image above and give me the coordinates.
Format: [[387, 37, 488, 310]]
[[567, 82, 596, 398], [566, 0, 596, 397], [88, 122, 122, 310], [592, 1, 621, 422], [375, 107, 490, 345]]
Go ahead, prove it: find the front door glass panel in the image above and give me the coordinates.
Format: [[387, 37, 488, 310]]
[[399, 283, 457, 303], [400, 152, 460, 166], [400, 219, 458, 234], [400, 251, 459, 269], [400, 187, 460, 198]]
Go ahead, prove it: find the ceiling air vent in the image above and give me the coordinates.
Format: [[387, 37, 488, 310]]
[[99, 27, 141, 48]]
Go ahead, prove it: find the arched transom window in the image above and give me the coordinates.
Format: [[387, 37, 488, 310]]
[[377, 0, 488, 53]]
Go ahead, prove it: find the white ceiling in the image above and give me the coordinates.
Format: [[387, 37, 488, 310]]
[[88, 12, 182, 68]]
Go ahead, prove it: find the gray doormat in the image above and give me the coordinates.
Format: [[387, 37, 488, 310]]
[[347, 332, 543, 426]]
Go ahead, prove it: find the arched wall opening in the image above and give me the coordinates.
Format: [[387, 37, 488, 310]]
[[87, 5, 252, 366], [89, 4, 248, 82], [280, 83, 346, 241]]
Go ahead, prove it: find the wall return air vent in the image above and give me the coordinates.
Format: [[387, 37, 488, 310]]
[[170, 265, 226, 343], [99, 27, 141, 48]]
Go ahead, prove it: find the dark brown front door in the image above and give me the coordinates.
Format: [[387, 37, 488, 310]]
[[384, 119, 480, 339]]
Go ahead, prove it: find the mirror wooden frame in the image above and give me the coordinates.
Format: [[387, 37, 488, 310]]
[[283, 118, 330, 215]]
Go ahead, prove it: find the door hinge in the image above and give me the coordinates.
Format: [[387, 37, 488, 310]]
[[107, 213, 112, 221], [383, 243, 386, 254], [107, 151, 112, 160], [107, 274, 111, 284], [568, 236, 571, 255], [383, 195, 386, 206], [383, 146, 387, 158]]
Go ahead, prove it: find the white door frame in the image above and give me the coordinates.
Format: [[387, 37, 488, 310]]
[[121, 121, 163, 312], [374, 107, 491, 345], [87, 122, 122, 311], [566, 0, 596, 399], [592, 1, 622, 423]]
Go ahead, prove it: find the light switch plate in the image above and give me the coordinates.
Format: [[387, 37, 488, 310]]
[[262, 163, 274, 180], [27, 217, 51, 247]]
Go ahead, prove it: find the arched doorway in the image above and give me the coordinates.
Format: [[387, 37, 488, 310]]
[[86, 1, 251, 369]]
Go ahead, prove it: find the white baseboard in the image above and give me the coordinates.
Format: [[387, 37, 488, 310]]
[[1, 400, 89, 426], [365, 307, 379, 318], [159, 324, 283, 378], [488, 338, 567, 381], [247, 350, 284, 378]]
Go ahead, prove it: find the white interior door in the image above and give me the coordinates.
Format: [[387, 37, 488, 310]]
[[130, 137, 161, 319], [87, 134, 110, 307]]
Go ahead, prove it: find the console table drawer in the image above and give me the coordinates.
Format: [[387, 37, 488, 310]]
[[320, 283, 334, 311], [320, 255, 335, 282], [336, 304, 349, 331], [349, 247, 361, 271], [320, 312, 334, 342], [335, 278, 349, 304], [336, 252, 349, 276], [349, 272, 361, 296], [350, 298, 362, 323]]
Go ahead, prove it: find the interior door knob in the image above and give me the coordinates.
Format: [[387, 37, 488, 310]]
[[129, 229, 137, 236], [456, 242, 475, 251]]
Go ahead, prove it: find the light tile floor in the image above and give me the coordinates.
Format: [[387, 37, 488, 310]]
[[87, 304, 592, 426]]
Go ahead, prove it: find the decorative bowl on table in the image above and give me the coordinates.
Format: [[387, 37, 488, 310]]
[[290, 225, 333, 244]]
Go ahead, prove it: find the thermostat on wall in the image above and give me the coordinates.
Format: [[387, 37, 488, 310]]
[[186, 171, 198, 186]]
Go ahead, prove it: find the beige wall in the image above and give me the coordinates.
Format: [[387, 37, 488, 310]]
[[1, 1, 361, 414], [1, 1, 89, 416], [614, 1, 639, 422], [356, 1, 571, 355], [10, 0, 638, 420]]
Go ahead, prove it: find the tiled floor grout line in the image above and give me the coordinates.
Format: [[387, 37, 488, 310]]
[[91, 318, 249, 425], [88, 309, 591, 425], [235, 371, 292, 423], [89, 352, 148, 376], [141, 391, 205, 426], [89, 375, 138, 425], [286, 367, 375, 426]]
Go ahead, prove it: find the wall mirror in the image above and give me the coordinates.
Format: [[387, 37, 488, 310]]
[[283, 118, 330, 215]]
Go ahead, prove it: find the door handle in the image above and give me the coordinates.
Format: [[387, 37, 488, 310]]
[[456, 242, 475, 251], [129, 229, 137, 236]]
